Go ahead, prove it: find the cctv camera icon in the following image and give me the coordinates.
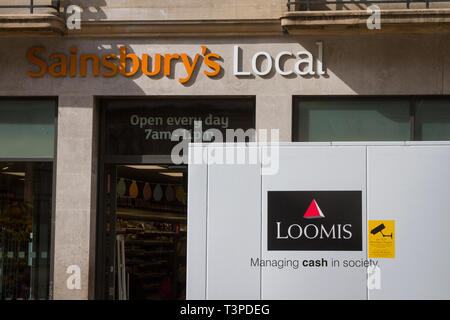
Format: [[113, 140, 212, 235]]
[[370, 223, 393, 239]]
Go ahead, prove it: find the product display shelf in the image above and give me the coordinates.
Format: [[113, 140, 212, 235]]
[[116, 208, 186, 223], [115, 210, 186, 300]]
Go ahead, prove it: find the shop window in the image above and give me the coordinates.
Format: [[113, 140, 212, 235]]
[[0, 162, 53, 300], [102, 98, 255, 156], [0, 100, 55, 159], [293, 98, 450, 142], [414, 99, 450, 141], [293, 98, 411, 142], [0, 99, 55, 300]]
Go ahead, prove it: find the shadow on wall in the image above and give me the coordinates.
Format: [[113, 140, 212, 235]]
[[297, 34, 447, 95], [175, 47, 225, 88], [291, 1, 414, 11]]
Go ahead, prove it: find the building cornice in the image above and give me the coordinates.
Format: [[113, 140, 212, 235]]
[[67, 19, 284, 38], [282, 9, 450, 34], [3, 10, 450, 38], [0, 14, 66, 36]]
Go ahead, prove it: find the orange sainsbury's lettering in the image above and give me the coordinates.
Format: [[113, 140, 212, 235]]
[[179, 53, 200, 84], [164, 54, 180, 77], [142, 53, 162, 77], [69, 46, 77, 77], [204, 53, 221, 77], [48, 54, 67, 77], [120, 46, 139, 76], [27, 47, 47, 77], [26, 46, 223, 82], [80, 54, 100, 77], [102, 54, 118, 77]]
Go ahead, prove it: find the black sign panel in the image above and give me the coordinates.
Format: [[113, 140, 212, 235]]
[[103, 98, 255, 156], [268, 191, 362, 251]]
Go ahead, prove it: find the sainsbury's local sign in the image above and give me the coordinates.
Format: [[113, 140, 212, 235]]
[[26, 42, 326, 83]]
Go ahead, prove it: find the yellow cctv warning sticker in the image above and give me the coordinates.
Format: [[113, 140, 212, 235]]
[[368, 220, 395, 258]]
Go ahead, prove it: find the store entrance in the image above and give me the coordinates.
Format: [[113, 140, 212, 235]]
[[95, 97, 255, 299], [100, 164, 187, 300]]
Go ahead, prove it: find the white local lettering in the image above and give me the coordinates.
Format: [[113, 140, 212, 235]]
[[233, 41, 325, 77]]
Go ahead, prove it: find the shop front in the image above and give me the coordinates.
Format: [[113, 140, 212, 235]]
[[0, 34, 449, 299]]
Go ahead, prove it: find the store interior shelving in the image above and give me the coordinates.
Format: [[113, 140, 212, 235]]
[[114, 165, 187, 300]]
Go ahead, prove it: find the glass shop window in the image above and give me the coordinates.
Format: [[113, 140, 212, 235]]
[[0, 100, 55, 159], [293, 98, 411, 142], [414, 99, 450, 141], [0, 99, 55, 300], [0, 162, 53, 300], [293, 98, 450, 142]]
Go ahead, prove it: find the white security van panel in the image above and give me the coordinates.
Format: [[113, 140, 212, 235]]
[[186, 154, 208, 300], [261, 146, 367, 300], [187, 142, 450, 300], [367, 146, 450, 299], [205, 146, 261, 299]]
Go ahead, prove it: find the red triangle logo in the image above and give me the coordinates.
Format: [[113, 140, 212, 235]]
[[303, 199, 325, 219]]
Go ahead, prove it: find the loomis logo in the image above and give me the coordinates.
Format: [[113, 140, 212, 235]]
[[268, 191, 362, 251], [303, 199, 325, 219]]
